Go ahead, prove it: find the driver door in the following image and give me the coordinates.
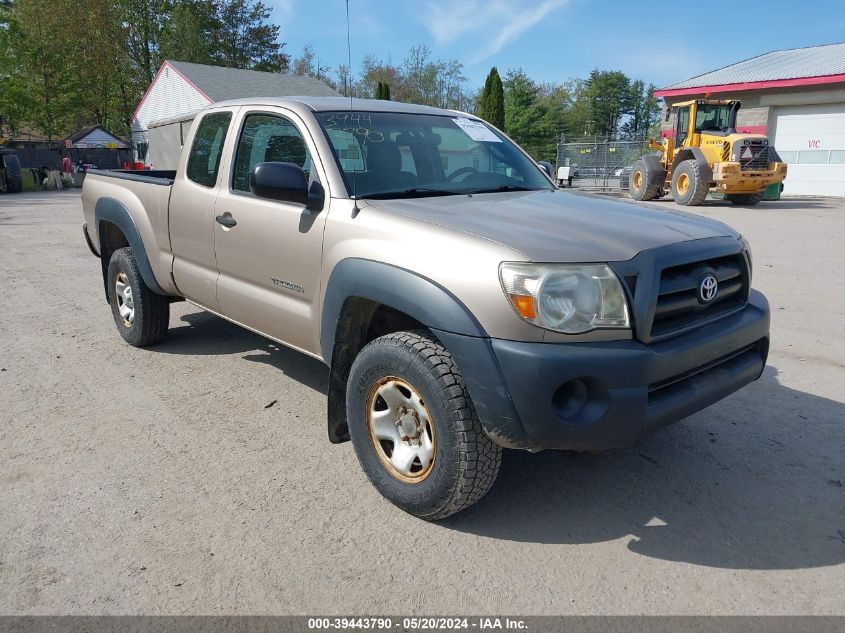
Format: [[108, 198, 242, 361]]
[[212, 109, 329, 356], [675, 106, 691, 148]]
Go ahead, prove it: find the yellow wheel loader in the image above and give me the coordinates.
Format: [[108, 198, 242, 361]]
[[630, 99, 787, 206]]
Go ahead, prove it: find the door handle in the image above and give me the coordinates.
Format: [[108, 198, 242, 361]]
[[215, 213, 237, 228]]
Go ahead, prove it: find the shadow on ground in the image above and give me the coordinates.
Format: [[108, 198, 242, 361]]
[[644, 197, 836, 211], [444, 367, 845, 571], [153, 309, 844, 571], [154, 310, 328, 393]]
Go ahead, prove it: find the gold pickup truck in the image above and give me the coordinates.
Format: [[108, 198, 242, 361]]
[[82, 97, 770, 519]]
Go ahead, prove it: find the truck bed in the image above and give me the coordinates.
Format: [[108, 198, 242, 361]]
[[81, 169, 178, 295]]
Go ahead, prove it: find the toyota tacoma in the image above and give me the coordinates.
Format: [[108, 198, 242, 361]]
[[81, 97, 770, 519]]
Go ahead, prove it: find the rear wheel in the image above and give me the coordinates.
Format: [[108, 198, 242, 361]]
[[629, 159, 663, 201], [726, 192, 764, 206], [1, 154, 23, 193], [671, 159, 709, 206], [346, 330, 502, 520], [107, 247, 170, 347]]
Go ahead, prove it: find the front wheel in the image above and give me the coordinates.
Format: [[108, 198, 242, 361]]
[[346, 331, 502, 520], [671, 159, 709, 206], [107, 247, 170, 347]]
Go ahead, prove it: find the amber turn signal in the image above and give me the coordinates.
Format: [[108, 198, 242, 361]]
[[508, 293, 536, 320]]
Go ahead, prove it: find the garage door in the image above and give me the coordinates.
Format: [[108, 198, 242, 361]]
[[771, 103, 845, 196]]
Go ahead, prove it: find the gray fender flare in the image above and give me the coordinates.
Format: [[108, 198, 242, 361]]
[[319, 258, 486, 362], [95, 197, 166, 300], [672, 147, 713, 184], [319, 258, 524, 445]]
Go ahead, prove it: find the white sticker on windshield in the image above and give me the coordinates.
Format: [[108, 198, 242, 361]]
[[452, 117, 502, 143]]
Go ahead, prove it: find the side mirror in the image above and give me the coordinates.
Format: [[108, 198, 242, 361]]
[[537, 160, 553, 178], [250, 162, 318, 207]]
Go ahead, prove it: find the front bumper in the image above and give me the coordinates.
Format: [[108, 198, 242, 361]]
[[712, 162, 787, 193], [437, 290, 769, 451]]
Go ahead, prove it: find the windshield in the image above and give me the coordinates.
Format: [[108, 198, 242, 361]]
[[314, 111, 552, 198], [695, 104, 732, 133]]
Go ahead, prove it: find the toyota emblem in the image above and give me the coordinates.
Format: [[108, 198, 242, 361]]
[[698, 273, 719, 303]]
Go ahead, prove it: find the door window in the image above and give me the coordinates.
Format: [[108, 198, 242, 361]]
[[232, 113, 312, 193], [186, 112, 232, 187], [675, 107, 690, 147]]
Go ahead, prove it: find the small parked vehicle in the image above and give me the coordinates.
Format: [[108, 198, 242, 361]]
[[82, 97, 770, 519]]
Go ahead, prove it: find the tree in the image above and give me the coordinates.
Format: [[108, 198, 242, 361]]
[[120, 0, 167, 85], [159, 0, 219, 66], [399, 45, 467, 109], [291, 44, 329, 79], [621, 79, 660, 140], [375, 81, 390, 100], [476, 67, 504, 130], [503, 69, 539, 155], [332, 64, 352, 96], [6, 0, 75, 140], [0, 0, 33, 136], [560, 78, 592, 138], [501, 69, 565, 161], [585, 69, 630, 138], [213, 0, 289, 71], [359, 54, 401, 100]]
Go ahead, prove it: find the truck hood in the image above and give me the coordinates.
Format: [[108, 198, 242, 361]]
[[368, 189, 739, 262]]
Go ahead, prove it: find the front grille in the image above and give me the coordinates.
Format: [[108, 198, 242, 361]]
[[650, 254, 748, 339], [737, 140, 770, 171]]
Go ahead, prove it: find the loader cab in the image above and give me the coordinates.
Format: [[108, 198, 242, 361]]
[[672, 100, 740, 148]]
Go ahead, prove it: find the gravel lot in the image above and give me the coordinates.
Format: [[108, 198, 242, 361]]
[[1, 190, 843, 615]]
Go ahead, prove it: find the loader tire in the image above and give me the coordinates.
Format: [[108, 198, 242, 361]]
[[1, 154, 23, 193], [629, 159, 663, 201], [726, 192, 764, 206], [671, 159, 709, 206]]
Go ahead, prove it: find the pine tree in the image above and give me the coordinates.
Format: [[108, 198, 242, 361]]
[[375, 81, 391, 100], [488, 67, 504, 130], [476, 67, 504, 130], [476, 69, 493, 122]]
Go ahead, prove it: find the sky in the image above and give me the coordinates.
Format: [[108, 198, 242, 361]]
[[268, 0, 845, 90]]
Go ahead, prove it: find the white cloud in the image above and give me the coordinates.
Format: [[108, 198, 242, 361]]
[[269, 0, 295, 19], [421, 0, 568, 63]]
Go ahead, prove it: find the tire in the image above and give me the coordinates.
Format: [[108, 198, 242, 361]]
[[670, 159, 709, 206], [726, 192, 764, 206], [106, 247, 169, 347], [2, 154, 23, 193], [629, 158, 663, 201], [346, 330, 502, 520]]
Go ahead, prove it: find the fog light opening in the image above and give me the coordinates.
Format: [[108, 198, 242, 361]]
[[552, 378, 589, 418]]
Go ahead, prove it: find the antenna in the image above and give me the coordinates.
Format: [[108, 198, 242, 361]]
[[345, 0, 359, 214]]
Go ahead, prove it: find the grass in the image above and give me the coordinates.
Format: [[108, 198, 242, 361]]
[[19, 176, 79, 192]]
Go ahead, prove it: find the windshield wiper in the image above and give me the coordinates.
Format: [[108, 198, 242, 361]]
[[362, 187, 463, 200], [465, 185, 538, 194]]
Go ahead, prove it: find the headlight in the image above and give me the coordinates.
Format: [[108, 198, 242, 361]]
[[499, 262, 630, 334]]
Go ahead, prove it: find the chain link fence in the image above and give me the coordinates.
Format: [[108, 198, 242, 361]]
[[556, 136, 652, 191]]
